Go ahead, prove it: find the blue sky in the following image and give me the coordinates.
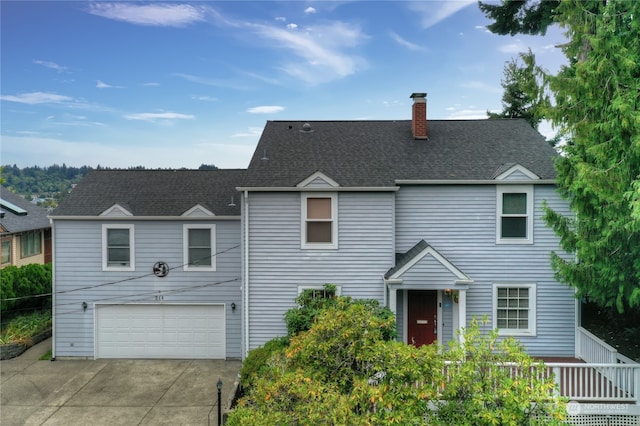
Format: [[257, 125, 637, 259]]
[[1, 1, 567, 169]]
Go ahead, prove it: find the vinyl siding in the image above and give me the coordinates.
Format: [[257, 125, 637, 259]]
[[52, 219, 242, 358], [246, 191, 395, 349], [395, 184, 575, 357]]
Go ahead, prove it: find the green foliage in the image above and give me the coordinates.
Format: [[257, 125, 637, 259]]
[[1, 164, 91, 206], [284, 284, 338, 336], [239, 336, 289, 390], [0, 310, 51, 344], [0, 263, 52, 313], [478, 0, 560, 36], [488, 49, 549, 132], [544, 0, 640, 312], [230, 303, 567, 425], [430, 318, 567, 425]]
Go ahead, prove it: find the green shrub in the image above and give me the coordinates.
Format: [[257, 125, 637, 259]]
[[230, 309, 568, 425], [239, 336, 289, 389], [0, 263, 51, 314], [284, 284, 338, 336]]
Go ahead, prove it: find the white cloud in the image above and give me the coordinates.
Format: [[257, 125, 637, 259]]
[[287, 23, 298, 30], [246, 106, 285, 114], [388, 31, 427, 51], [174, 73, 252, 90], [304, 7, 316, 14], [231, 126, 264, 137], [191, 95, 218, 102], [96, 80, 125, 89], [275, 16, 286, 22], [124, 112, 195, 122], [33, 60, 68, 73], [0, 92, 73, 105], [499, 40, 527, 54], [408, 1, 476, 29], [87, 3, 208, 27], [143, 82, 160, 87], [446, 109, 488, 119], [250, 21, 368, 84]]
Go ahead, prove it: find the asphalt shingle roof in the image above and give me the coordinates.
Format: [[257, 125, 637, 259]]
[[0, 186, 51, 234], [52, 169, 245, 217], [242, 119, 558, 187]]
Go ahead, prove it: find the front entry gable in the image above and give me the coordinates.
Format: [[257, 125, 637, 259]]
[[385, 240, 473, 288]]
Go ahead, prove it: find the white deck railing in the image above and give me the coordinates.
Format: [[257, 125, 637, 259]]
[[546, 363, 640, 403], [440, 361, 640, 404], [576, 326, 623, 364]]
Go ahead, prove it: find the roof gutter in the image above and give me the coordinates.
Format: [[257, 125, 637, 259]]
[[395, 179, 556, 185], [47, 215, 241, 221], [235, 187, 399, 192]]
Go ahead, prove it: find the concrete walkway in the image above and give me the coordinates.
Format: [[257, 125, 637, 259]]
[[0, 338, 241, 425]]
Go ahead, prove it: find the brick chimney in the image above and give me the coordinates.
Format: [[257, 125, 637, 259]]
[[410, 92, 427, 139]]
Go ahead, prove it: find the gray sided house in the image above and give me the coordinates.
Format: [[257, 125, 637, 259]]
[[239, 93, 575, 357], [51, 93, 575, 360], [50, 170, 244, 359]]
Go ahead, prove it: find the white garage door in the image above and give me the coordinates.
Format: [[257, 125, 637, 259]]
[[95, 304, 225, 359]]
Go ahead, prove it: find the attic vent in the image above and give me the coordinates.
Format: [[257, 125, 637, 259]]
[[300, 123, 314, 133]]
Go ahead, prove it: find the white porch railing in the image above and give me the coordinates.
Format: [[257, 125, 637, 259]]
[[546, 363, 640, 403], [576, 326, 638, 365]]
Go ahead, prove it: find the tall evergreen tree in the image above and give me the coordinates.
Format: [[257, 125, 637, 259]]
[[482, 1, 640, 311], [543, 0, 640, 312], [487, 49, 547, 131]]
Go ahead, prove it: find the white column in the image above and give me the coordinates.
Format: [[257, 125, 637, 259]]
[[389, 286, 397, 314], [458, 289, 467, 346]]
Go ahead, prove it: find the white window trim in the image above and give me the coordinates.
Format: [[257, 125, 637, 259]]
[[492, 283, 537, 336], [183, 224, 216, 271], [496, 185, 534, 245], [297, 285, 342, 296], [102, 224, 135, 272], [301, 193, 338, 250]]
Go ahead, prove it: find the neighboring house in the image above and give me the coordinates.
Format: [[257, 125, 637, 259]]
[[49, 170, 244, 359], [51, 93, 574, 360], [1, 186, 52, 268]]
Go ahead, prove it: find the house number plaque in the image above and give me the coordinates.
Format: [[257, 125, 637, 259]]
[[153, 262, 169, 277]]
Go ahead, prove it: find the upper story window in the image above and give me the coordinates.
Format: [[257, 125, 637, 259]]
[[2, 239, 12, 265], [183, 224, 216, 271], [301, 193, 338, 249], [21, 230, 42, 258], [102, 224, 135, 271], [493, 283, 536, 336], [496, 185, 533, 244]]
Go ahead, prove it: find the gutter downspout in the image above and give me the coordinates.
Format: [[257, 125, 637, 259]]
[[243, 190, 249, 358], [49, 218, 56, 361]]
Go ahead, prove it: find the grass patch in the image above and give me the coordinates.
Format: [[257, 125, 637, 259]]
[[39, 349, 52, 360], [0, 310, 52, 345]]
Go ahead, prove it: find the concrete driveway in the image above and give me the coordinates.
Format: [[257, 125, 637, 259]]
[[0, 339, 241, 425]]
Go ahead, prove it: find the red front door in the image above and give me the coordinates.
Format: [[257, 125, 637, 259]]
[[407, 290, 438, 347]]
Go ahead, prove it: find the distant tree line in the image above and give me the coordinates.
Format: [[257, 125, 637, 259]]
[[1, 163, 218, 207]]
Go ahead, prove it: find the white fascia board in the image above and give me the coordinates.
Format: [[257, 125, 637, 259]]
[[389, 245, 472, 283], [236, 186, 399, 192], [47, 215, 240, 221], [296, 171, 341, 188], [395, 179, 556, 185], [494, 164, 540, 180]]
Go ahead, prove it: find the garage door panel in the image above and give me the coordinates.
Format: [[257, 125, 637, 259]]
[[96, 304, 225, 359]]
